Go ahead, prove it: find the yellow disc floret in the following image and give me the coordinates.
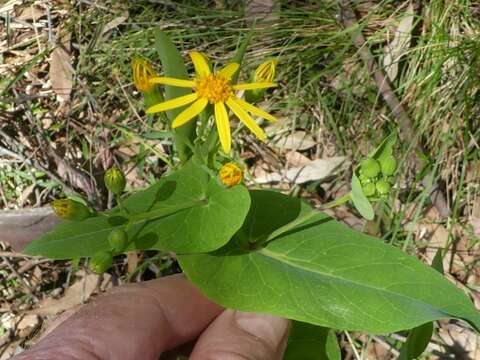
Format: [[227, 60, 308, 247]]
[[195, 75, 232, 104], [219, 162, 243, 187]]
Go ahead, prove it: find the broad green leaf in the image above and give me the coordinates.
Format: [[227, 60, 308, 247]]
[[154, 29, 195, 162], [284, 321, 340, 360], [179, 190, 480, 334], [398, 322, 434, 360], [24, 162, 250, 258], [350, 173, 374, 220]]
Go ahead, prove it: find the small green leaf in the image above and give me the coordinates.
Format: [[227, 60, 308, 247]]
[[24, 161, 251, 258], [179, 190, 480, 334], [351, 173, 374, 220], [284, 322, 340, 360], [154, 29, 195, 162], [398, 322, 434, 360]]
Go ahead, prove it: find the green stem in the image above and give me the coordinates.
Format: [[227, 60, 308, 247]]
[[319, 192, 351, 209]]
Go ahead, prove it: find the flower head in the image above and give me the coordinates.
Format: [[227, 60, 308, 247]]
[[146, 52, 278, 153], [219, 162, 243, 186], [254, 59, 277, 83], [51, 199, 92, 220], [132, 58, 158, 92]]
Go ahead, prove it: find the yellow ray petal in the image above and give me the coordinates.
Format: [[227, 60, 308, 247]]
[[232, 82, 277, 91], [146, 93, 197, 114], [149, 77, 195, 88], [214, 102, 231, 153], [218, 63, 239, 80], [226, 99, 266, 141], [231, 97, 277, 122], [190, 51, 211, 78], [171, 98, 208, 128]]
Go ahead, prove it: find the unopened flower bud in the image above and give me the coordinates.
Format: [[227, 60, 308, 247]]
[[51, 199, 92, 220], [254, 59, 277, 83], [108, 228, 128, 253], [246, 59, 277, 103], [132, 58, 157, 93], [380, 156, 397, 176], [376, 179, 391, 196], [360, 158, 381, 179], [104, 167, 126, 195], [219, 162, 243, 187], [362, 182, 377, 197], [90, 251, 113, 274]]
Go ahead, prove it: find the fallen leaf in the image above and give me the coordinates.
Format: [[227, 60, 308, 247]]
[[49, 46, 73, 102], [383, 1, 415, 81], [285, 150, 311, 167], [17, 6, 44, 21], [275, 131, 316, 151], [30, 271, 109, 316], [101, 12, 129, 37], [255, 156, 346, 184]]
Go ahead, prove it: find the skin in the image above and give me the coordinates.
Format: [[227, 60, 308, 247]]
[[13, 274, 290, 360]]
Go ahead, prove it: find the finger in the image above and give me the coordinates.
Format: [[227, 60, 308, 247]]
[[13, 274, 222, 360], [190, 309, 290, 360]]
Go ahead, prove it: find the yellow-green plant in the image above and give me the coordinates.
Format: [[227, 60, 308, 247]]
[[25, 30, 479, 359]]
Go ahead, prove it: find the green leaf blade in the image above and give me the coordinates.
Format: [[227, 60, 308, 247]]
[[179, 190, 480, 334], [24, 162, 250, 258]]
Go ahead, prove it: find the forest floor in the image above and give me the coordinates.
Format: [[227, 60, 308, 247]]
[[0, 0, 479, 359]]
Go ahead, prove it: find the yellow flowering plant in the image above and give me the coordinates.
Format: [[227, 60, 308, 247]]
[[25, 30, 480, 350]]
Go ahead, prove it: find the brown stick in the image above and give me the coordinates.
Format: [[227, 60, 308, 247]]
[[340, 2, 450, 218]]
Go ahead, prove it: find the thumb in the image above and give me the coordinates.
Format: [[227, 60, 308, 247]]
[[190, 309, 290, 360]]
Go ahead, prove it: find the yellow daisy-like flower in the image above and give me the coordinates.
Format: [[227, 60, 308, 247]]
[[146, 51, 278, 153], [132, 58, 158, 93], [254, 59, 277, 83], [219, 162, 243, 187], [51, 199, 91, 220]]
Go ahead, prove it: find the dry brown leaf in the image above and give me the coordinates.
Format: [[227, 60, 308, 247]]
[[275, 131, 316, 151], [285, 150, 311, 167], [255, 156, 346, 184], [101, 12, 129, 37], [246, 0, 279, 22], [49, 46, 73, 102], [383, 1, 415, 81], [17, 6, 44, 21], [30, 271, 108, 316]]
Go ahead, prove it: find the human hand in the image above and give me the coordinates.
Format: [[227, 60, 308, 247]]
[[13, 274, 290, 360]]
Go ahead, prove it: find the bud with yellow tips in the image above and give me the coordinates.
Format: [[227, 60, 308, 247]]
[[246, 59, 278, 103], [51, 199, 92, 221], [104, 167, 126, 195], [132, 58, 158, 93], [219, 162, 243, 187]]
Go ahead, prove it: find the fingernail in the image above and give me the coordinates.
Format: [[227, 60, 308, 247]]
[[234, 311, 289, 348]]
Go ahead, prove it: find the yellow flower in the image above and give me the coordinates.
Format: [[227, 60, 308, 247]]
[[219, 162, 243, 186], [254, 59, 277, 83], [132, 58, 158, 92], [146, 52, 278, 153]]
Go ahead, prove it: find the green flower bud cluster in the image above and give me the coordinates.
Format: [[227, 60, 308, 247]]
[[358, 156, 397, 198], [89, 228, 129, 274]]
